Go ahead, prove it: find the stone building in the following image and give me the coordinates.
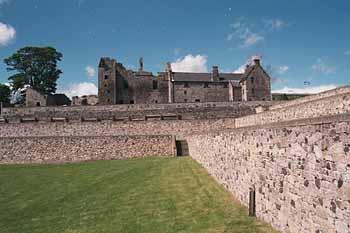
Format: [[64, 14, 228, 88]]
[[25, 87, 71, 107], [72, 95, 98, 106], [98, 57, 271, 105]]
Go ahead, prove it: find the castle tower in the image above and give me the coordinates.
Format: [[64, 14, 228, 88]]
[[98, 57, 117, 105]]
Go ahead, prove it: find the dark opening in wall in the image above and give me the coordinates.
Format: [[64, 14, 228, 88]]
[[204, 83, 209, 88], [155, 100, 158, 103], [104, 75, 108, 80], [130, 100, 134, 104], [184, 99, 187, 102], [249, 188, 256, 217], [184, 90, 187, 95], [252, 88, 255, 95], [153, 80, 158, 90], [251, 77, 254, 84], [223, 83, 228, 88], [184, 83, 189, 88], [36, 102, 40, 107], [195, 99, 200, 102], [119, 100, 123, 104]]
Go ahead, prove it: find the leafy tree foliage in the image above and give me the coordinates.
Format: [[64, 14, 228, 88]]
[[0, 83, 11, 104], [4, 46, 63, 94]]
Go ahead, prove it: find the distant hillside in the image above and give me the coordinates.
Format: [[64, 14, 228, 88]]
[[272, 93, 311, 101]]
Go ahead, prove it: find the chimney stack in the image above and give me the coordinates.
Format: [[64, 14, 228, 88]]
[[253, 58, 260, 66], [211, 66, 219, 81]]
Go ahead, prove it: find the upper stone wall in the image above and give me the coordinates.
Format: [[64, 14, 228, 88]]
[[269, 86, 350, 110], [235, 90, 350, 128]]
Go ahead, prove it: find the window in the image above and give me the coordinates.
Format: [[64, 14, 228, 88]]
[[107, 99, 110, 103], [155, 100, 158, 103], [104, 90, 110, 95], [252, 88, 255, 94], [223, 83, 228, 88], [184, 99, 188, 102], [204, 83, 209, 88], [251, 77, 254, 84], [184, 90, 187, 95], [184, 83, 189, 88], [104, 84, 107, 87], [36, 102, 40, 107], [195, 99, 200, 102], [119, 100, 124, 104], [130, 100, 134, 104], [104, 75, 109, 80], [153, 80, 158, 90]]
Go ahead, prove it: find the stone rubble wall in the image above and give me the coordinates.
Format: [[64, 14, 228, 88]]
[[0, 101, 275, 122], [187, 119, 350, 233], [235, 91, 350, 128], [0, 135, 175, 164]]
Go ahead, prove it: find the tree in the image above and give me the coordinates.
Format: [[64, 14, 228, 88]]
[[0, 83, 11, 104], [4, 46, 63, 94]]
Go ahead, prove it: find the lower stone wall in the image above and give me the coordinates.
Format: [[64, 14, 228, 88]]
[[0, 135, 175, 164], [187, 120, 350, 233]]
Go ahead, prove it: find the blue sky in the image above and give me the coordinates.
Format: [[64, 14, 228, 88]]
[[0, 0, 350, 96]]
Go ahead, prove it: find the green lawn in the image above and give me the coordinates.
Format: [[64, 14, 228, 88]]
[[0, 157, 275, 233]]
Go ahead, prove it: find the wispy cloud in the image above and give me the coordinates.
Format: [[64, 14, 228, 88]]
[[228, 17, 287, 48], [85, 66, 96, 78], [174, 48, 182, 56], [171, 54, 208, 73], [263, 19, 288, 31], [227, 18, 264, 48], [0, 22, 16, 46], [273, 84, 338, 94], [277, 66, 290, 74], [0, 0, 10, 6], [311, 58, 337, 75]]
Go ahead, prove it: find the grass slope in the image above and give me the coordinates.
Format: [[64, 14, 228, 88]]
[[0, 157, 275, 233]]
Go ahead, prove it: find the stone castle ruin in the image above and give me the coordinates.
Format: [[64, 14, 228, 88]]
[[0, 62, 349, 232], [98, 57, 271, 105]]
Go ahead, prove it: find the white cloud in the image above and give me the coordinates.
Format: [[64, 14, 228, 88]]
[[311, 58, 337, 75], [171, 54, 208, 73], [277, 66, 289, 74], [0, 22, 16, 46], [263, 19, 287, 31], [63, 82, 98, 98], [272, 84, 338, 94], [85, 66, 96, 78]]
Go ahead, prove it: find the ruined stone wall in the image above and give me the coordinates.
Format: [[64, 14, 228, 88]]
[[128, 78, 169, 104], [0, 135, 175, 164], [1, 101, 275, 122], [173, 82, 230, 103], [187, 118, 350, 233]]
